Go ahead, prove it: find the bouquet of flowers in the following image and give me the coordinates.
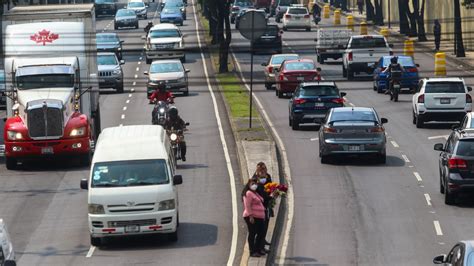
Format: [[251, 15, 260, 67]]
[[264, 182, 288, 208]]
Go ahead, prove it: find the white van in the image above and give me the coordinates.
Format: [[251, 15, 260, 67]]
[[0, 219, 16, 266], [80, 125, 182, 246]]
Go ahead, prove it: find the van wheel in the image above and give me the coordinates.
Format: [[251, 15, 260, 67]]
[[91, 236, 102, 247], [168, 231, 178, 242], [5, 157, 17, 170]]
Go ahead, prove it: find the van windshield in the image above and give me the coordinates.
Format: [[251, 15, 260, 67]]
[[91, 159, 170, 187], [16, 74, 74, 90]]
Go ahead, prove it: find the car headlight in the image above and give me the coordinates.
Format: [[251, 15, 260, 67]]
[[158, 199, 175, 210], [159, 108, 165, 114], [177, 77, 185, 83], [7, 131, 22, 140], [88, 204, 105, 214], [170, 133, 178, 141], [112, 68, 122, 75], [70, 127, 86, 137], [180, 7, 184, 12]]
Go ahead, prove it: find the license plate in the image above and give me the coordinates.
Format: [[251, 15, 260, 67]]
[[440, 98, 450, 104], [348, 145, 360, 151], [294, 17, 300, 20], [99, 78, 106, 83], [297, 77, 305, 81], [41, 147, 54, 154], [166, 85, 171, 89], [125, 225, 140, 233], [315, 102, 324, 107]]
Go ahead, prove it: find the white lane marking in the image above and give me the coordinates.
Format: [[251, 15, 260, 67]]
[[128, 94, 132, 98], [134, 74, 138, 79], [119, 124, 123, 127], [192, 2, 238, 265], [413, 172, 423, 182], [133, 81, 137, 86], [139, 57, 143, 60], [121, 114, 125, 119], [131, 88, 135, 92], [310, 137, 319, 141], [348, 102, 355, 107], [402, 154, 410, 163], [136, 67, 139, 72], [232, 47, 294, 266], [126, 99, 130, 104], [424, 193, 432, 206], [390, 140, 399, 148], [138, 61, 142, 65], [123, 106, 127, 111], [86, 246, 95, 258], [428, 135, 449, 140], [434, 221, 443, 236]]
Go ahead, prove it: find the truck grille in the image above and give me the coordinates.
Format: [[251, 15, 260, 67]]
[[99, 71, 113, 77], [108, 219, 156, 228], [154, 43, 175, 50], [27, 106, 63, 139]]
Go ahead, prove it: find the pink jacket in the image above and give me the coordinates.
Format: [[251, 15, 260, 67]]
[[243, 190, 265, 219]]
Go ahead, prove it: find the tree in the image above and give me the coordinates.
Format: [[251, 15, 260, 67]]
[[365, 0, 375, 21], [398, 0, 410, 35], [454, 0, 466, 57], [373, 0, 384, 26], [207, 0, 219, 45], [414, 0, 427, 41], [217, 0, 231, 73]]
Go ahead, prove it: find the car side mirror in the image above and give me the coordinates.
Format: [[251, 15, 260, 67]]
[[80, 179, 88, 190], [185, 122, 190, 126], [316, 67, 322, 72], [340, 92, 347, 97], [261, 63, 267, 66], [120, 40, 124, 44], [4, 261, 16, 266], [120, 60, 125, 65], [415, 63, 420, 67], [141, 35, 146, 40], [144, 71, 149, 75], [314, 38, 318, 42], [185, 69, 190, 73], [433, 254, 446, 264], [468, 86, 473, 92], [173, 175, 183, 185], [389, 44, 394, 48], [434, 143, 444, 151], [381, 118, 388, 124]]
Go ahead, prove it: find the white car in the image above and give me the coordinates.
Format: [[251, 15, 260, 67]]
[[127, 0, 147, 19], [0, 219, 16, 266], [145, 23, 185, 64], [282, 6, 311, 31], [412, 77, 473, 128]]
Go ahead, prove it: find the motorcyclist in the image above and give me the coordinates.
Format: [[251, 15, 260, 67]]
[[149, 82, 174, 104], [382, 56, 404, 95], [144, 21, 153, 34], [312, 3, 321, 23], [165, 106, 187, 161]]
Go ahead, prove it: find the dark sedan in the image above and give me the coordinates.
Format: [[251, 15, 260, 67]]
[[319, 107, 388, 164], [95, 0, 116, 17], [373, 55, 420, 93], [160, 7, 184, 25], [96, 33, 124, 59], [114, 9, 139, 29], [230, 0, 253, 23], [252, 24, 282, 54], [289, 82, 346, 130]]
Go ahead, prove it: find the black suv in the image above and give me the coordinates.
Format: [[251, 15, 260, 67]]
[[95, 0, 116, 17], [434, 129, 474, 205], [251, 24, 282, 54]]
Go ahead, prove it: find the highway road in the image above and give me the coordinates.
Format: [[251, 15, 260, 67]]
[[230, 13, 474, 265], [0, 2, 245, 265]]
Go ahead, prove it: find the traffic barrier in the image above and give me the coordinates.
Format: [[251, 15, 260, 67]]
[[435, 52, 447, 76], [347, 15, 354, 31], [360, 21, 368, 35], [334, 9, 341, 25], [323, 4, 330, 19], [404, 40, 415, 58], [380, 28, 389, 38]]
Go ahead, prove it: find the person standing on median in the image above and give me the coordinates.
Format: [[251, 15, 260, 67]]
[[357, 0, 364, 15], [242, 177, 267, 257], [434, 19, 442, 52], [252, 162, 273, 253]]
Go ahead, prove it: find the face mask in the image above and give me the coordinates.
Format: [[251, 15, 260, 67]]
[[250, 184, 258, 191], [259, 178, 266, 184]]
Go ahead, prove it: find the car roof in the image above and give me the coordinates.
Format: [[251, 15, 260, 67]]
[[151, 23, 179, 30], [351, 34, 385, 39], [97, 32, 118, 36], [381, 55, 412, 60], [423, 77, 464, 82], [333, 107, 374, 112], [151, 59, 182, 64], [301, 81, 337, 87], [283, 58, 315, 64], [98, 52, 118, 56], [272, 53, 299, 58]]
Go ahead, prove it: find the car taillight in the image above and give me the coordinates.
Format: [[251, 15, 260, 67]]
[[285, 14, 291, 18], [348, 52, 353, 61], [279, 74, 287, 81], [332, 98, 344, 104], [304, 14, 310, 18], [294, 98, 306, 105], [406, 67, 418, 73], [418, 94, 424, 103], [467, 94, 472, 103], [369, 126, 384, 133], [448, 158, 468, 169], [323, 126, 337, 133], [268, 66, 273, 73]]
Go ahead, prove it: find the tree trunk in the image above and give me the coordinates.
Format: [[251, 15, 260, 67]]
[[218, 0, 231, 73], [398, 0, 410, 34], [365, 0, 374, 21], [406, 0, 417, 37], [374, 0, 384, 26], [208, 0, 219, 45], [454, 0, 465, 57], [416, 0, 427, 41]]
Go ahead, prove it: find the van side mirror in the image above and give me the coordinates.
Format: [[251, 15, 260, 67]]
[[468, 86, 472, 92], [185, 122, 190, 126], [185, 69, 190, 73], [120, 60, 125, 65], [381, 118, 388, 124], [173, 175, 183, 185], [80, 179, 88, 190], [144, 71, 149, 75], [340, 92, 347, 97], [433, 254, 446, 264], [434, 143, 444, 151]]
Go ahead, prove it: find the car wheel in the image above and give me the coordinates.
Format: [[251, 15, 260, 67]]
[[277, 90, 283, 98], [180, 21, 184, 26], [114, 24, 118, 30], [116, 84, 124, 93], [168, 231, 178, 242], [415, 114, 424, 128], [183, 88, 189, 96], [320, 155, 330, 164], [342, 65, 347, 78], [265, 82, 271, 90], [347, 66, 354, 80], [289, 116, 292, 126], [145, 14, 148, 19], [135, 23, 139, 29], [444, 184, 456, 205], [319, 56, 325, 64], [291, 118, 299, 130], [276, 17, 280, 23], [146, 57, 152, 64], [440, 174, 445, 194], [377, 153, 386, 164], [306, 27, 311, 32], [412, 110, 416, 125], [231, 18, 235, 24], [90, 236, 102, 247], [5, 157, 17, 170]]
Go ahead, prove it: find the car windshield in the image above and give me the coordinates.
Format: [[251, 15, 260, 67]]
[[97, 34, 119, 43], [279, 0, 298, 6], [271, 55, 299, 65], [150, 62, 183, 73], [96, 0, 114, 3], [17, 74, 74, 90], [235, 0, 252, 6], [91, 159, 169, 187], [300, 86, 339, 97], [150, 29, 180, 38], [456, 140, 474, 156], [163, 8, 180, 14], [289, 8, 307, 14], [382, 57, 415, 67], [128, 2, 144, 7], [425, 82, 465, 93], [285, 62, 315, 70], [117, 9, 135, 16], [330, 110, 376, 123], [351, 37, 387, 49], [98, 55, 118, 65], [166, 1, 184, 7]]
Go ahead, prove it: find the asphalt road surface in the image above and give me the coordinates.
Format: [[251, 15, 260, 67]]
[[231, 13, 474, 266], [0, 2, 244, 265]]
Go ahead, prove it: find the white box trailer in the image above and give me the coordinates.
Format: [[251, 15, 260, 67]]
[[314, 28, 352, 64], [2, 4, 101, 169]]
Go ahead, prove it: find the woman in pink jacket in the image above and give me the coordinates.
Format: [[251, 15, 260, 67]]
[[242, 177, 266, 257]]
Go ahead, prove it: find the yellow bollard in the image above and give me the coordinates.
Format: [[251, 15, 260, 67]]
[[404, 40, 415, 58], [360, 21, 368, 35], [334, 9, 341, 25], [435, 52, 447, 76], [347, 15, 354, 31], [380, 28, 389, 38], [323, 4, 330, 19]]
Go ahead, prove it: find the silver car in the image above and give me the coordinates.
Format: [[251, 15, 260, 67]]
[[98, 52, 125, 93], [144, 59, 190, 96], [434, 240, 474, 265], [261, 53, 299, 90], [127, 1, 148, 19], [319, 107, 388, 164]]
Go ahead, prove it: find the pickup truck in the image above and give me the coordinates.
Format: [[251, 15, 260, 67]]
[[342, 35, 393, 80], [314, 29, 352, 64]]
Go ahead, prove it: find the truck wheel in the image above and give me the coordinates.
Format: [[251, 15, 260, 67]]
[[347, 67, 354, 80], [90, 236, 102, 247], [306, 27, 311, 32], [168, 231, 178, 242], [5, 157, 17, 170]]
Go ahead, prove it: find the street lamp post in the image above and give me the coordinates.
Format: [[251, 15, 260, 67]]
[[388, 0, 391, 28]]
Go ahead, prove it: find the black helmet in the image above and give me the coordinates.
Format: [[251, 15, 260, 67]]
[[391, 56, 398, 64], [148, 21, 153, 25], [168, 106, 178, 118], [149, 81, 166, 91]]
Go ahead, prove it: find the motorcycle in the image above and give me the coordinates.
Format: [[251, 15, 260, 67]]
[[152, 100, 169, 126], [389, 70, 402, 102], [313, 13, 321, 25], [167, 122, 189, 162]]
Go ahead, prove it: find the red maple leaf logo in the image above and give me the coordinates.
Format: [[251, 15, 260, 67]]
[[30, 29, 59, 46]]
